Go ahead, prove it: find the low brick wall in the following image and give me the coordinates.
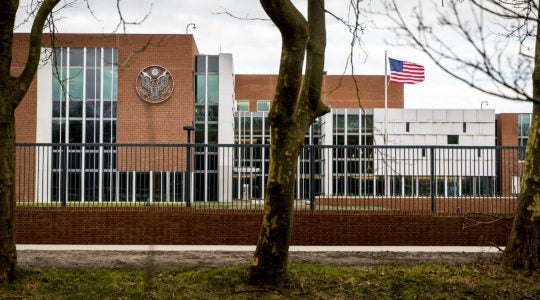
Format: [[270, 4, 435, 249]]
[[16, 208, 512, 246]]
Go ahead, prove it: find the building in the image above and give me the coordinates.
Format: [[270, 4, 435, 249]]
[[11, 33, 527, 203]]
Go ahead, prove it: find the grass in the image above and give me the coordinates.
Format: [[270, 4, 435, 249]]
[[1, 262, 539, 299]]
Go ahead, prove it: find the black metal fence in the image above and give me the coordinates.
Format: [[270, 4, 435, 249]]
[[15, 143, 522, 214]]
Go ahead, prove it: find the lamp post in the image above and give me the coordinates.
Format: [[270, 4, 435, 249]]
[[183, 125, 195, 207], [481, 101, 489, 109], [185, 23, 196, 34]]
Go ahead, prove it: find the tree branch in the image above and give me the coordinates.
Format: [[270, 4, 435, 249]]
[[15, 0, 61, 103]]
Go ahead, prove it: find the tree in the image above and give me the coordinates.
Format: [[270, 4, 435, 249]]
[[374, 0, 540, 270], [0, 0, 61, 283], [247, 0, 330, 285]]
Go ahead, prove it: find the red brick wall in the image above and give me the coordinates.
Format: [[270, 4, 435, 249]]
[[496, 114, 523, 195], [13, 33, 199, 145], [234, 74, 404, 111], [16, 208, 511, 246]]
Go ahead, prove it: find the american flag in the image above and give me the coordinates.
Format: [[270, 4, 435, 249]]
[[388, 57, 425, 84]]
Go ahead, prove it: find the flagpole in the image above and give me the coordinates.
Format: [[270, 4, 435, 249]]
[[384, 51, 388, 146], [384, 51, 389, 197]]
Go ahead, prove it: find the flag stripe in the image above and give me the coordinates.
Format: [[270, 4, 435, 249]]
[[388, 57, 425, 84]]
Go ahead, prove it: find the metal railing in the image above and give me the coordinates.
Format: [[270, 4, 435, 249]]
[[15, 143, 522, 214]]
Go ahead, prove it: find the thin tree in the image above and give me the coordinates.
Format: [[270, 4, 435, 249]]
[[0, 0, 61, 283], [247, 0, 330, 285], [374, 0, 540, 270]]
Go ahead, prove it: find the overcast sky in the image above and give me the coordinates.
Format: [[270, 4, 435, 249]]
[[15, 0, 533, 114]]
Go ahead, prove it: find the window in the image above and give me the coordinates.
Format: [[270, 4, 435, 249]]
[[237, 100, 249, 112], [257, 100, 270, 112], [518, 114, 531, 160], [447, 135, 459, 145], [406, 122, 410, 132], [51, 47, 118, 203], [463, 122, 467, 133]]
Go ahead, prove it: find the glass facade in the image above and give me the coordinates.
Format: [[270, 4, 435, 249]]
[[194, 55, 220, 201], [51, 47, 118, 202], [332, 109, 374, 196]]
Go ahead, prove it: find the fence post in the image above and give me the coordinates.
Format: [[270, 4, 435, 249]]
[[61, 143, 67, 207], [183, 125, 194, 207], [430, 146, 435, 213], [309, 145, 315, 210]]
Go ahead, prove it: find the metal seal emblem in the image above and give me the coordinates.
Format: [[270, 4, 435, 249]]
[[136, 65, 174, 104]]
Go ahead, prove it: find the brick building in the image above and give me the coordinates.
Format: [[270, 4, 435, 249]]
[[12, 33, 527, 203]]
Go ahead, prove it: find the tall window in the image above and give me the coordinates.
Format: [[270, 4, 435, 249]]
[[194, 55, 220, 201], [332, 109, 374, 196], [51, 47, 118, 202], [518, 113, 530, 161]]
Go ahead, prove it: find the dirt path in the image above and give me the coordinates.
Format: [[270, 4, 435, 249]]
[[17, 250, 502, 270]]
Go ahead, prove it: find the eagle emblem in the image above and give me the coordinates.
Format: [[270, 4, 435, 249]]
[[136, 65, 174, 103]]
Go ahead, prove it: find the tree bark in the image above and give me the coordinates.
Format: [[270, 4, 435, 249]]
[[0, 102, 17, 283], [247, 0, 329, 286], [0, 0, 60, 283], [503, 14, 540, 269]]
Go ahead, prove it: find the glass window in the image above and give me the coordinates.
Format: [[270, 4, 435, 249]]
[[334, 114, 345, 133], [404, 176, 415, 196], [207, 106, 218, 121], [68, 68, 84, 100], [86, 69, 100, 99], [363, 114, 373, 133], [195, 75, 206, 104], [53, 101, 65, 118], [448, 177, 459, 197], [208, 124, 218, 143], [68, 48, 84, 67], [518, 114, 530, 136], [85, 48, 96, 67], [461, 176, 473, 196], [418, 177, 430, 196], [52, 120, 65, 143], [52, 68, 67, 101], [207, 55, 219, 72], [207, 75, 219, 103], [195, 56, 206, 72], [69, 100, 83, 118], [195, 106, 205, 122], [102, 101, 113, 118], [447, 135, 459, 145], [257, 100, 270, 112], [103, 48, 117, 67], [347, 114, 359, 133], [237, 100, 249, 112], [68, 120, 83, 143], [436, 177, 445, 197], [195, 126, 204, 143], [103, 69, 117, 100], [253, 117, 263, 135]]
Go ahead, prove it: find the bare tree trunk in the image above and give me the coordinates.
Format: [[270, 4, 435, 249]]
[[247, 0, 329, 286], [503, 12, 540, 270], [0, 101, 17, 283], [0, 0, 60, 283]]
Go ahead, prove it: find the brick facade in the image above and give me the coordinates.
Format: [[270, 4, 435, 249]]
[[234, 74, 404, 111], [16, 208, 511, 246]]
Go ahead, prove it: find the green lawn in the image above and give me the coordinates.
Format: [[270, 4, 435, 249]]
[[1, 262, 539, 299]]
